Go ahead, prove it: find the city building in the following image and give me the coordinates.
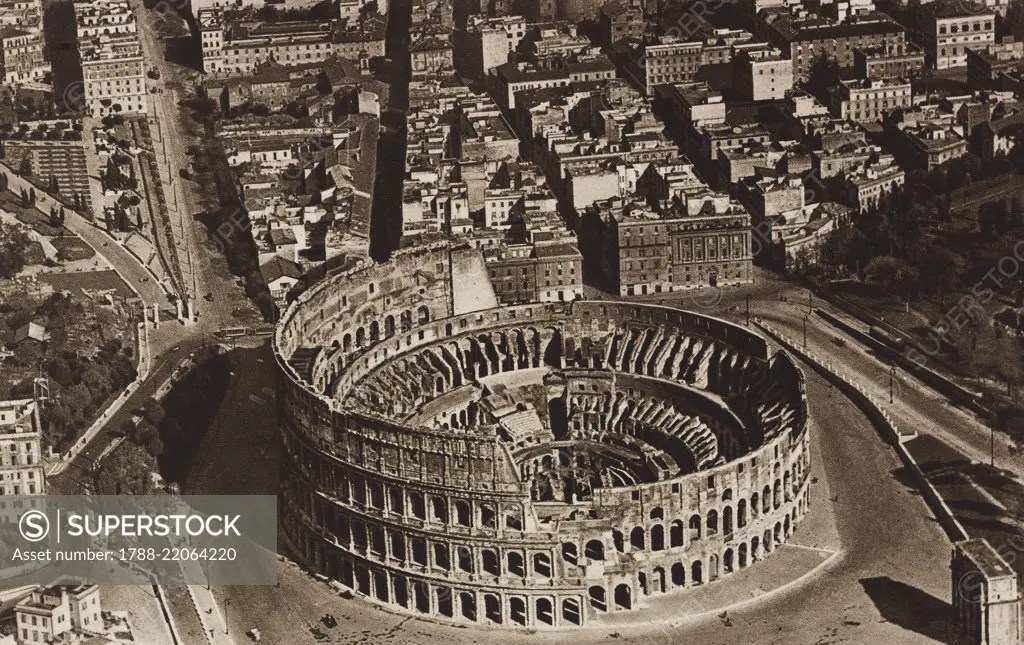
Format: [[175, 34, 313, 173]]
[[967, 39, 1024, 91], [0, 27, 46, 84], [840, 159, 906, 210], [761, 202, 850, 269], [853, 42, 925, 80], [0, 398, 44, 497], [829, 77, 913, 123], [883, 104, 968, 170], [599, 191, 753, 295], [917, 1, 995, 70], [597, 0, 645, 46], [79, 36, 148, 117], [74, 0, 147, 116], [198, 8, 386, 76], [13, 585, 102, 644], [749, 8, 906, 78], [732, 48, 793, 101], [411, 35, 454, 76]]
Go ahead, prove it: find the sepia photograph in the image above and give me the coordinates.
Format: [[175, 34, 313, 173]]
[[0, 0, 1023, 641]]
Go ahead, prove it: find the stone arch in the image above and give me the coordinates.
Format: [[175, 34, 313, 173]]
[[454, 500, 471, 526], [534, 552, 552, 577], [706, 510, 718, 536], [649, 506, 664, 520], [436, 587, 454, 618], [562, 542, 578, 565], [460, 592, 476, 621], [356, 326, 366, 346], [762, 486, 771, 513], [671, 561, 686, 587], [417, 305, 430, 325], [384, 314, 396, 336], [723, 548, 734, 574], [691, 560, 703, 585], [739, 542, 748, 568], [457, 546, 474, 573], [708, 553, 719, 582], [723, 506, 733, 535], [509, 597, 527, 625], [614, 584, 632, 610], [484, 594, 501, 623], [738, 499, 747, 528], [370, 320, 380, 341], [536, 597, 554, 625], [482, 549, 500, 575], [562, 597, 582, 625], [650, 524, 665, 551], [630, 526, 645, 551], [689, 514, 701, 541], [585, 539, 605, 560], [507, 551, 525, 576], [613, 529, 625, 552], [343, 333, 352, 351], [784, 470, 792, 502], [773, 479, 782, 509], [589, 586, 607, 612], [670, 519, 684, 547], [652, 566, 666, 594], [784, 513, 791, 537]]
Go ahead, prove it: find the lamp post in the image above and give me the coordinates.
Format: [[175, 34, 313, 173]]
[[803, 314, 809, 349], [745, 294, 750, 326], [889, 366, 896, 404], [808, 289, 813, 314]]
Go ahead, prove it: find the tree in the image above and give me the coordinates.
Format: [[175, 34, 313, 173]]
[[865, 255, 919, 310], [804, 54, 840, 103], [94, 443, 155, 495], [18, 154, 31, 177]]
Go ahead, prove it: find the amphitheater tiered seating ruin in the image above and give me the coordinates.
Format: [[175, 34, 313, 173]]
[[274, 242, 811, 628]]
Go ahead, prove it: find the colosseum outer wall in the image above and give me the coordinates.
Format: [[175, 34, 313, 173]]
[[274, 246, 811, 629]]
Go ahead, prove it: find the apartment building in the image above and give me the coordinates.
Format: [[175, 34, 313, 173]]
[[0, 398, 44, 497], [199, 8, 386, 76], [733, 47, 793, 101], [80, 36, 148, 116], [918, 1, 995, 70], [599, 192, 753, 296], [14, 585, 102, 644], [830, 77, 913, 122], [854, 42, 925, 79]]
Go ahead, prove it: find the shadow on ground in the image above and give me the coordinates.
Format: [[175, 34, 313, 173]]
[[859, 576, 955, 644]]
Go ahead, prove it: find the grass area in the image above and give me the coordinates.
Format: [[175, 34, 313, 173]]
[[37, 269, 133, 297], [0, 188, 63, 236], [949, 173, 1024, 232], [50, 235, 95, 261]]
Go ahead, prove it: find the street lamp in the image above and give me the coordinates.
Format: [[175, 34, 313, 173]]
[[745, 294, 750, 326], [808, 289, 813, 314], [889, 366, 897, 404], [802, 314, 809, 349]]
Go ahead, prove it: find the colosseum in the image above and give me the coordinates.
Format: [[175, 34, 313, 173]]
[[274, 242, 811, 628]]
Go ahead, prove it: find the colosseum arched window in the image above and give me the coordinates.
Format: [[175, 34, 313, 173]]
[[585, 539, 605, 561], [534, 553, 552, 577], [688, 515, 701, 541], [723, 506, 733, 535], [670, 520, 684, 547], [650, 524, 665, 551], [588, 586, 606, 612], [773, 480, 782, 510], [614, 584, 631, 610], [482, 549, 499, 575], [630, 527, 645, 551], [706, 510, 718, 536], [738, 499, 747, 528], [507, 551, 525, 576], [691, 561, 703, 585]]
